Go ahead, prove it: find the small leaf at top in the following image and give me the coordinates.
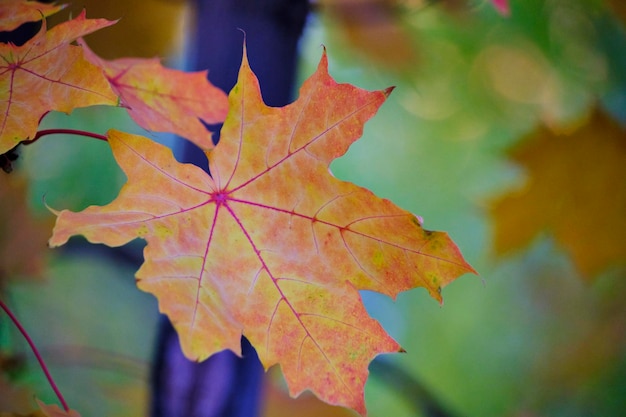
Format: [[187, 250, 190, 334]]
[[78, 39, 228, 149], [0, 10, 118, 154], [49, 48, 475, 415]]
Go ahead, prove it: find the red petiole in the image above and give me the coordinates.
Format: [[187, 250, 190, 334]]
[[0, 298, 70, 412], [22, 129, 108, 145]]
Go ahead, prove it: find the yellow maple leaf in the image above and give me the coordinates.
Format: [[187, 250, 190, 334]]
[[490, 109, 626, 278], [49, 48, 474, 414]]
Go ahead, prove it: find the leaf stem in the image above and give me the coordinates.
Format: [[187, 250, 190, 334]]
[[0, 298, 70, 412], [22, 128, 108, 145]]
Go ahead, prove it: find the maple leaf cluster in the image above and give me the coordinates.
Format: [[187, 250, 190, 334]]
[[1, 1, 474, 415], [0, 2, 227, 154]]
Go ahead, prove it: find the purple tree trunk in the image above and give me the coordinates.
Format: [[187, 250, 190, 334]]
[[150, 2, 309, 416]]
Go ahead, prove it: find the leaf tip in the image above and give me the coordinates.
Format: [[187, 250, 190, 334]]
[[435, 287, 444, 305], [238, 35, 252, 76], [318, 44, 329, 72], [75, 7, 118, 27], [383, 86, 395, 97], [42, 194, 60, 216], [238, 29, 249, 61]]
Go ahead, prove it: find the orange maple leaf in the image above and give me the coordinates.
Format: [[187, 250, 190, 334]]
[[0, 0, 66, 32], [49, 49, 474, 414], [77, 38, 228, 149], [0, 10, 118, 154]]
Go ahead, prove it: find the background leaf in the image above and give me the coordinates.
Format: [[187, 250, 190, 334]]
[[78, 39, 228, 150], [0, 10, 117, 153], [46, 0, 187, 59], [0, 0, 65, 32], [0, 173, 53, 287], [490, 108, 626, 278]]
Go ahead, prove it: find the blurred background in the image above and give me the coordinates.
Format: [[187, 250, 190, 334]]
[[1, 0, 625, 416]]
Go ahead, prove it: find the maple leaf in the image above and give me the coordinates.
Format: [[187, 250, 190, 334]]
[[0, 10, 118, 154], [490, 109, 626, 279], [78, 38, 228, 149], [0, 0, 65, 32], [49, 49, 474, 414]]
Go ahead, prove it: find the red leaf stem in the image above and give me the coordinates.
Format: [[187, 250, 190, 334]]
[[22, 129, 108, 145], [0, 297, 70, 412]]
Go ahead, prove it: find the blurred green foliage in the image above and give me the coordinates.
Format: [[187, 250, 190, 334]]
[[297, 0, 626, 416]]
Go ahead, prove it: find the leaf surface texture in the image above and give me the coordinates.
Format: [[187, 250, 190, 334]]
[[50, 50, 474, 414]]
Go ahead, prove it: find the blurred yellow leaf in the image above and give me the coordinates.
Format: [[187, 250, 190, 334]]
[[0, 173, 53, 287], [262, 370, 357, 417], [319, 0, 418, 70], [608, 0, 626, 25], [490, 109, 626, 279], [99, 381, 149, 417], [48, 0, 186, 59], [0, 372, 34, 415]]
